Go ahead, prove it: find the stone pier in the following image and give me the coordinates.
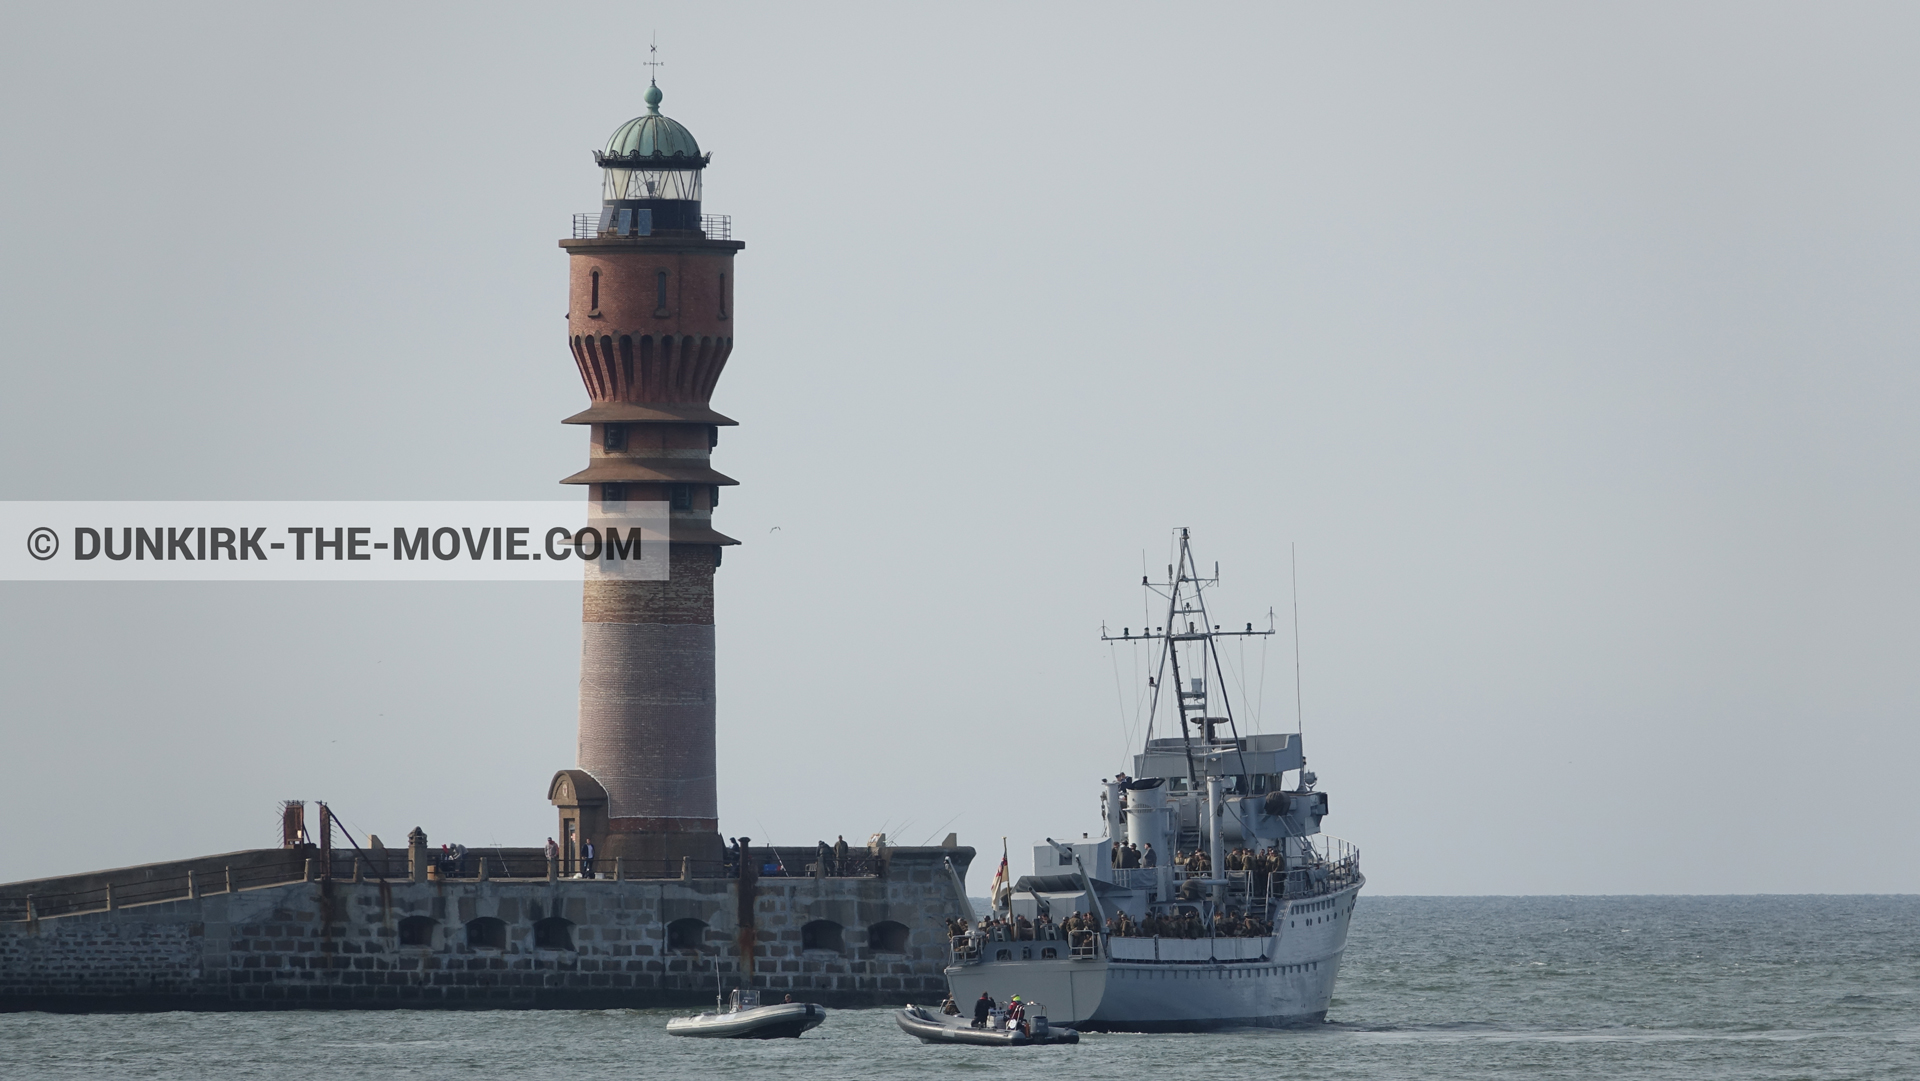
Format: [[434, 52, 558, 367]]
[[0, 846, 973, 1011]]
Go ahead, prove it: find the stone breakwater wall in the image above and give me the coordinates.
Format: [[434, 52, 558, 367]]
[[0, 849, 974, 1012]]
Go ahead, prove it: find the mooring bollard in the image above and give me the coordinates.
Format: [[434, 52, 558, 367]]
[[303, 858, 314, 883], [477, 857, 488, 882], [224, 866, 234, 894], [104, 883, 116, 912], [352, 858, 365, 883], [681, 856, 691, 882], [187, 870, 199, 900], [614, 857, 625, 882], [25, 895, 37, 922]]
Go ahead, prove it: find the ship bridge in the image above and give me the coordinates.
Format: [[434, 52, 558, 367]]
[[1132, 732, 1304, 792]]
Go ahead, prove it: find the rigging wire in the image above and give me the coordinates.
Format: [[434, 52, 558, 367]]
[[1291, 542, 1305, 738], [1240, 634, 1251, 733], [1221, 629, 1253, 736], [1109, 637, 1132, 763], [1256, 608, 1271, 734], [1128, 549, 1144, 744], [1122, 636, 1149, 759]]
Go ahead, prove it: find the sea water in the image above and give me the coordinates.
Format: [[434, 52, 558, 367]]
[[2, 895, 1914, 1080]]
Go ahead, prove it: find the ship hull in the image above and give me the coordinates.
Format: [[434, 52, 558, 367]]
[[946, 882, 1360, 1032]]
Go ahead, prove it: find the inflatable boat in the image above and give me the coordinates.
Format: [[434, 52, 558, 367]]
[[894, 1003, 1080, 1045], [667, 990, 826, 1039]]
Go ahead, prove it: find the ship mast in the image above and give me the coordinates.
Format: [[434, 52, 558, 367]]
[[1103, 528, 1274, 785]]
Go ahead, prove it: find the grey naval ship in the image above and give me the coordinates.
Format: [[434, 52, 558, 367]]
[[943, 530, 1363, 1030]]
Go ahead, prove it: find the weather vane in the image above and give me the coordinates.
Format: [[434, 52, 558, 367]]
[[645, 35, 664, 86]]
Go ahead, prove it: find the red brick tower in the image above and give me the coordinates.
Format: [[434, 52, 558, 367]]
[[548, 80, 740, 872]]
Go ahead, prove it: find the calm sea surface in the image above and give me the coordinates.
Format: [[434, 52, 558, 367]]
[[3, 895, 1915, 1080]]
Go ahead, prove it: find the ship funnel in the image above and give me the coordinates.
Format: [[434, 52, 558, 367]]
[[1124, 783, 1174, 899]]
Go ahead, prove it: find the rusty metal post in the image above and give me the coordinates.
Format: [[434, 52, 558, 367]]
[[224, 866, 234, 894], [318, 801, 333, 882], [104, 883, 116, 912], [187, 870, 199, 900], [281, 800, 305, 848], [735, 854, 757, 987]]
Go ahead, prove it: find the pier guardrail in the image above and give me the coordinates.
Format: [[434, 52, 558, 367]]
[[0, 845, 891, 923], [4, 839, 911, 923], [0, 858, 307, 921]]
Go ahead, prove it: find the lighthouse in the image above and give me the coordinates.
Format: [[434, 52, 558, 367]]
[[547, 79, 741, 873]]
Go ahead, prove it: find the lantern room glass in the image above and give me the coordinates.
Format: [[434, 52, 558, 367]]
[[603, 166, 702, 203]]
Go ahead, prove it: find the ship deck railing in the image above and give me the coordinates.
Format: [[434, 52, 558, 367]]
[[949, 929, 1102, 964], [1103, 837, 1362, 909]]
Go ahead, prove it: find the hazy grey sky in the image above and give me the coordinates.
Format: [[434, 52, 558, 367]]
[[2, 3, 1916, 893]]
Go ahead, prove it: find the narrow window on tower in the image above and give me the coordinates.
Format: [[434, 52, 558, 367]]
[[602, 423, 626, 451], [590, 269, 601, 315], [671, 484, 692, 510], [718, 272, 728, 320], [602, 483, 626, 505], [709, 485, 720, 509], [655, 269, 670, 317]]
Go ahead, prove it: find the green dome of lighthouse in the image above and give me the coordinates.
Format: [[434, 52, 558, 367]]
[[599, 85, 704, 164]]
